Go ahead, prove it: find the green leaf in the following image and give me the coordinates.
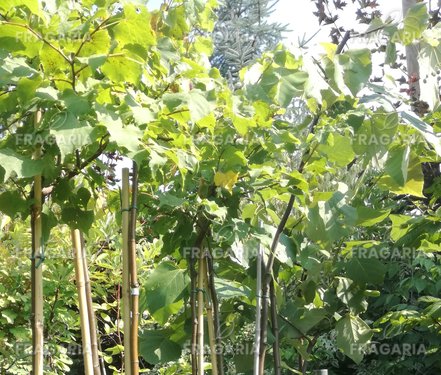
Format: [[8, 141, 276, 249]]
[[346, 257, 386, 285], [9, 327, 29, 340], [0, 55, 38, 85], [0, 148, 46, 182], [39, 44, 69, 74], [101, 55, 143, 85], [77, 30, 111, 57], [158, 193, 186, 208], [385, 146, 410, 186], [378, 156, 424, 197], [1, 309, 17, 324], [0, 191, 29, 218], [96, 106, 142, 153], [283, 305, 327, 337], [0, 0, 40, 16], [113, 4, 156, 50], [188, 91, 211, 123], [0, 24, 43, 57], [163, 5, 189, 39], [50, 111, 94, 161], [400, 3, 429, 45], [319, 133, 355, 167], [139, 329, 181, 365], [356, 207, 390, 227], [214, 277, 251, 299], [141, 261, 189, 325], [337, 49, 372, 95], [401, 111, 441, 157], [336, 314, 373, 364], [277, 70, 308, 107], [61, 206, 94, 232]]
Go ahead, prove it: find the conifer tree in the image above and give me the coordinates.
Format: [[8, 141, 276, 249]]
[[211, 0, 286, 85]]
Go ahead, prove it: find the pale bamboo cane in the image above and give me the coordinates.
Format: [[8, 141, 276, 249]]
[[129, 163, 139, 374], [197, 252, 206, 375], [121, 168, 132, 374], [80, 233, 101, 375], [71, 229, 94, 375]]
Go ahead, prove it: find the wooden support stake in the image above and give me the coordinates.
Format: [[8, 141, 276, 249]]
[[71, 229, 94, 375], [197, 252, 206, 375], [253, 242, 263, 375], [121, 168, 132, 374], [81, 234, 102, 375], [129, 162, 139, 375], [31, 110, 44, 375]]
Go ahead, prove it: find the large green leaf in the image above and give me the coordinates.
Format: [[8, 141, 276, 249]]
[[0, 191, 29, 218], [401, 111, 441, 157], [319, 133, 355, 167], [214, 277, 251, 299], [0, 0, 41, 16], [0, 148, 46, 182], [337, 49, 372, 95], [378, 155, 425, 197], [50, 111, 94, 161], [0, 24, 43, 57], [336, 314, 373, 364], [188, 91, 212, 123], [346, 257, 386, 285], [283, 305, 327, 337], [399, 3, 429, 45], [277, 69, 308, 107], [96, 106, 142, 153], [61, 206, 94, 232], [356, 207, 390, 227], [139, 329, 182, 365], [385, 145, 410, 186], [101, 55, 143, 85], [141, 261, 189, 325], [113, 4, 156, 50]]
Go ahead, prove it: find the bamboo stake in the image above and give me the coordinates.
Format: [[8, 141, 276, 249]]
[[197, 252, 206, 375], [31, 110, 44, 375], [203, 258, 218, 375], [80, 234, 102, 375], [190, 251, 198, 375], [129, 162, 139, 374], [71, 229, 94, 375], [121, 168, 132, 374], [253, 242, 263, 375]]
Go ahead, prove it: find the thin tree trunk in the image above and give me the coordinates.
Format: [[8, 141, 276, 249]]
[[206, 253, 224, 375], [269, 280, 281, 375], [253, 242, 263, 375], [121, 168, 132, 374], [203, 261, 218, 375], [31, 110, 44, 375], [402, 0, 421, 103], [259, 195, 295, 374], [71, 229, 94, 375], [98, 338, 107, 375], [191, 220, 211, 375], [80, 234, 101, 375], [129, 162, 140, 374]]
